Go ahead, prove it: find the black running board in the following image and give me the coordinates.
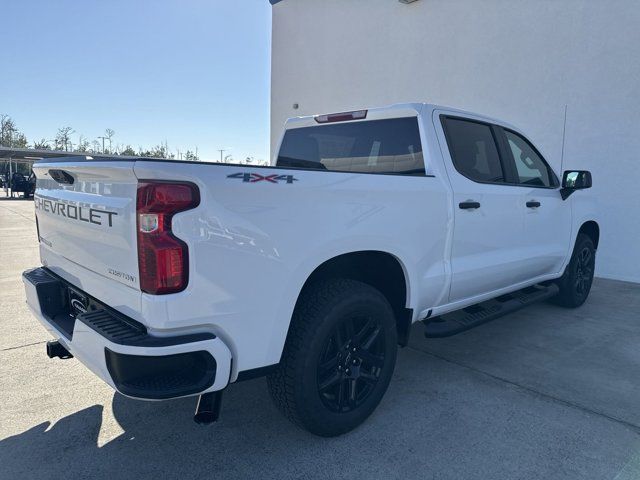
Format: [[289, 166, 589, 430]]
[[423, 284, 559, 338]]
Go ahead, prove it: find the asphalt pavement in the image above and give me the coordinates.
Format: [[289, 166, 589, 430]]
[[1, 194, 639, 479]]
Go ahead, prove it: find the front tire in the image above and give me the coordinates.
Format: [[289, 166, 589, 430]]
[[267, 279, 398, 437], [553, 233, 596, 308]]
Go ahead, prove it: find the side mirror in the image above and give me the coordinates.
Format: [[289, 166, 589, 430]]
[[561, 170, 592, 200]]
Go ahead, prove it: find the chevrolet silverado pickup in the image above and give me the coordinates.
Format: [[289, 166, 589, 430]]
[[23, 103, 598, 436]]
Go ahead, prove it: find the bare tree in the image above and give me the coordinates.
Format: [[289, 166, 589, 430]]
[[55, 127, 75, 151], [75, 135, 90, 152], [0, 114, 203, 161], [90, 140, 101, 153], [104, 128, 115, 153]]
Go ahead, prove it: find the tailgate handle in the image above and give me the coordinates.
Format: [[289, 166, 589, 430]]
[[49, 169, 75, 185]]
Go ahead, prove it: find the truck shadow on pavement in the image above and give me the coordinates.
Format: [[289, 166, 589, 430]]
[[2, 321, 639, 480], [0, 378, 348, 479]]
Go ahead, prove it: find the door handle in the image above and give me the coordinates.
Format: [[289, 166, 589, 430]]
[[459, 201, 481, 210], [526, 201, 541, 208]]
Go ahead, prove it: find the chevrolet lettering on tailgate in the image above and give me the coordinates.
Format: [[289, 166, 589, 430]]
[[34, 195, 118, 227]]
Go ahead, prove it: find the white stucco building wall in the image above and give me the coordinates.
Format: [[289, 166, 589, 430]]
[[270, 0, 640, 282]]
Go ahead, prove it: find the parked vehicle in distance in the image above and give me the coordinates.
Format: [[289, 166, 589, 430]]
[[7, 171, 36, 198], [23, 103, 598, 436]]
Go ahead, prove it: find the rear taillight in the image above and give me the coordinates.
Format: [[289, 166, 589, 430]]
[[136, 181, 200, 295]]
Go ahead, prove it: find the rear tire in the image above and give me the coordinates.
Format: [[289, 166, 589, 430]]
[[552, 233, 596, 308], [267, 279, 398, 437]]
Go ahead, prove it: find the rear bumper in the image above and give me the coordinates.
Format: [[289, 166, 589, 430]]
[[22, 267, 232, 400]]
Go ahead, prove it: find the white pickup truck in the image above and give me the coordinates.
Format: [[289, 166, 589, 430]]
[[23, 103, 598, 436]]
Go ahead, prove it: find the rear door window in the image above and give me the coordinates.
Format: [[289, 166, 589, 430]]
[[442, 117, 505, 183], [276, 117, 425, 175]]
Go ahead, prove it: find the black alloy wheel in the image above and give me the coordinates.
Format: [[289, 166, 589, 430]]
[[267, 279, 398, 436], [552, 233, 596, 308], [317, 314, 385, 413], [575, 245, 594, 297]]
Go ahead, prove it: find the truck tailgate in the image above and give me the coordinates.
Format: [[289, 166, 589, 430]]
[[33, 160, 140, 291]]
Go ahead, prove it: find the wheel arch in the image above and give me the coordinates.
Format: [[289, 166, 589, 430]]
[[578, 220, 600, 249], [294, 250, 413, 347]]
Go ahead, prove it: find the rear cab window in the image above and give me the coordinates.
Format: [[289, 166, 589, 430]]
[[441, 116, 505, 184], [276, 117, 425, 175]]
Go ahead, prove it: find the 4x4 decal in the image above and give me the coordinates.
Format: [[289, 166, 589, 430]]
[[227, 172, 298, 184]]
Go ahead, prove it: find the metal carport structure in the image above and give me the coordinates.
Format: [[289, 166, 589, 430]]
[[0, 147, 111, 198]]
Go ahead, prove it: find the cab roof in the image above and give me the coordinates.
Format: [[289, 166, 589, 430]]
[[283, 103, 521, 133]]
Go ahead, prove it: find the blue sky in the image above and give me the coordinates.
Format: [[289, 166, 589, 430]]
[[1, 0, 272, 162]]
